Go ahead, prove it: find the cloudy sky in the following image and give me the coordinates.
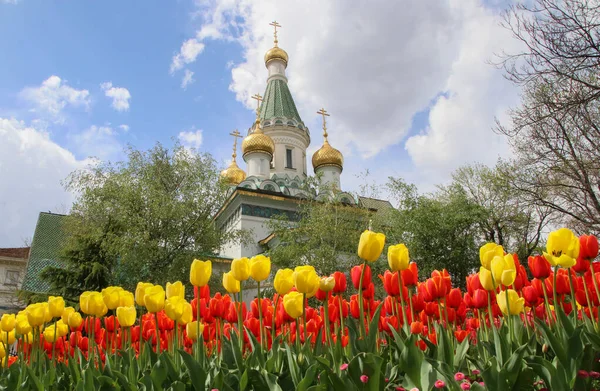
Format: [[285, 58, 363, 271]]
[[0, 0, 520, 247]]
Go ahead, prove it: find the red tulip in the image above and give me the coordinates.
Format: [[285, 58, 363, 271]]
[[522, 286, 539, 306], [528, 255, 552, 279], [380, 270, 400, 296], [332, 272, 347, 293], [351, 264, 372, 290], [580, 235, 599, 260], [425, 276, 448, 300], [401, 262, 419, 286], [446, 288, 462, 309], [573, 256, 591, 274], [471, 289, 488, 309]]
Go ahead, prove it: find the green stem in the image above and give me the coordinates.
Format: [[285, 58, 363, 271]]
[[323, 302, 332, 349], [302, 293, 307, 344], [407, 288, 414, 323], [196, 291, 201, 360], [154, 312, 161, 354], [581, 276, 597, 329], [567, 268, 578, 324], [257, 281, 264, 350], [272, 295, 280, 344], [541, 279, 553, 325], [238, 283, 244, 354], [397, 272, 408, 333], [552, 266, 559, 320]]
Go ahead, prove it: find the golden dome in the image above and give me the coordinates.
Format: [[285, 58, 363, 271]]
[[220, 160, 246, 185], [242, 120, 275, 157], [264, 46, 288, 66], [312, 140, 343, 172]]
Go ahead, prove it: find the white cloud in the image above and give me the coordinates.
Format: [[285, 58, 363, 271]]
[[20, 75, 90, 121], [118, 124, 130, 132], [0, 118, 91, 247], [70, 125, 122, 160], [181, 69, 195, 89], [178, 128, 203, 149], [170, 38, 205, 73], [174, 0, 520, 189], [100, 82, 131, 112]]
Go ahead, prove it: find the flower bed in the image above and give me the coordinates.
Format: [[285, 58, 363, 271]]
[[1, 228, 600, 390]]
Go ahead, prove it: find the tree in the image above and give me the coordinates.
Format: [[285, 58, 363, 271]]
[[384, 178, 486, 288], [497, 0, 600, 233], [446, 163, 555, 259], [42, 143, 241, 297]]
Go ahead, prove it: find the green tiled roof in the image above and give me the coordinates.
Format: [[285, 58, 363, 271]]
[[358, 196, 394, 212], [260, 79, 304, 125], [21, 212, 68, 293]]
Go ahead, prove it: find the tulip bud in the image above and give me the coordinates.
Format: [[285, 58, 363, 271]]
[[358, 230, 386, 262], [48, 296, 65, 318], [190, 260, 212, 287], [249, 255, 271, 282], [222, 271, 240, 294], [274, 269, 294, 295], [0, 314, 15, 332], [388, 244, 410, 271], [68, 312, 83, 329], [116, 306, 136, 328]]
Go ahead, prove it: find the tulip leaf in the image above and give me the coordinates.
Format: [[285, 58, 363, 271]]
[[150, 357, 168, 390], [168, 380, 186, 391], [25, 366, 44, 391], [239, 369, 248, 391], [555, 303, 575, 337], [178, 349, 207, 391], [285, 344, 301, 387], [297, 363, 318, 391], [535, 318, 568, 369], [260, 369, 283, 391], [348, 352, 383, 391], [453, 337, 469, 369]]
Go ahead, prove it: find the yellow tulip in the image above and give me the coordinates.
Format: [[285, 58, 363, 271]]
[[222, 271, 240, 294], [119, 291, 135, 307], [358, 230, 386, 262], [0, 314, 15, 332], [319, 276, 335, 292], [165, 296, 186, 322], [190, 259, 212, 287], [68, 312, 83, 329], [0, 343, 5, 359], [479, 242, 504, 270], [274, 269, 294, 295], [249, 255, 271, 282], [186, 321, 204, 341], [388, 244, 410, 271], [491, 254, 517, 287], [61, 307, 75, 324], [231, 257, 250, 281], [166, 281, 185, 299], [283, 291, 304, 319], [293, 265, 320, 294], [479, 267, 496, 291], [41, 303, 52, 323], [26, 303, 46, 327], [101, 287, 122, 310], [43, 326, 57, 343], [144, 285, 165, 313], [135, 282, 154, 306], [497, 289, 525, 316], [0, 330, 15, 345], [16, 315, 31, 335], [544, 228, 580, 268], [87, 292, 108, 317], [56, 319, 69, 337], [116, 306, 136, 327], [180, 301, 193, 325], [48, 296, 65, 318]]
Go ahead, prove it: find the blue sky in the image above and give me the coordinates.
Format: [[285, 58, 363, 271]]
[[0, 0, 520, 247]]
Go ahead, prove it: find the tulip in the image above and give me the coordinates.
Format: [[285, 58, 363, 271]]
[[186, 321, 203, 341], [48, 296, 65, 318], [491, 254, 517, 287], [388, 243, 410, 271], [425, 276, 448, 300], [293, 265, 320, 294], [56, 319, 68, 337], [43, 326, 57, 344], [351, 264, 372, 290], [135, 282, 154, 306], [446, 288, 462, 309], [319, 276, 335, 292], [165, 297, 186, 322], [544, 228, 580, 268], [274, 268, 294, 295], [528, 255, 552, 279], [86, 292, 108, 317], [249, 255, 271, 282], [497, 289, 524, 316], [26, 303, 47, 327], [580, 235, 599, 260], [480, 242, 504, 270], [283, 291, 304, 319], [144, 285, 166, 313], [61, 307, 75, 324], [0, 314, 15, 332], [166, 281, 185, 299], [471, 289, 489, 309], [102, 287, 122, 310], [120, 290, 135, 307], [223, 271, 241, 293], [230, 257, 250, 281], [180, 302, 193, 325], [357, 230, 386, 262], [68, 312, 83, 329], [401, 262, 419, 287], [190, 259, 213, 287], [115, 306, 136, 328]]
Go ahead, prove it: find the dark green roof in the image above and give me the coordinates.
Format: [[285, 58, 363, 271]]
[[21, 212, 68, 293], [358, 197, 394, 212], [260, 79, 304, 125]]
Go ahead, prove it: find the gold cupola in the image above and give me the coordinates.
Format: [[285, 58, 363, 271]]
[[242, 94, 275, 158], [312, 108, 344, 172], [264, 20, 288, 67], [220, 129, 247, 185]]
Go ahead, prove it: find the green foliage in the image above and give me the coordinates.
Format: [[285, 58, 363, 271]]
[[41, 143, 242, 296]]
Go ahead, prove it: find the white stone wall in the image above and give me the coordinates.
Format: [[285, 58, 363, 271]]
[[244, 151, 272, 180], [317, 166, 342, 191], [0, 257, 27, 314]]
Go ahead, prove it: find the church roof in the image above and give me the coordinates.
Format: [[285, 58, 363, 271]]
[[358, 196, 394, 212], [0, 247, 29, 259], [21, 212, 68, 293], [260, 78, 304, 125]]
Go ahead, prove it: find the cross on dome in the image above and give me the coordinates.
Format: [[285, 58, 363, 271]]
[[317, 107, 330, 140], [229, 129, 243, 161], [269, 21, 281, 47]]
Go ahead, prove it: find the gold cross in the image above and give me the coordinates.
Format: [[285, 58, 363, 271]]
[[229, 129, 243, 160], [269, 21, 281, 46], [251, 93, 263, 116], [317, 107, 330, 139]]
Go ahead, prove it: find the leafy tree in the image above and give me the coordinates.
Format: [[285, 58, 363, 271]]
[[42, 142, 242, 296]]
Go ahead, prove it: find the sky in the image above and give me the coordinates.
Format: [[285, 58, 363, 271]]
[[0, 0, 521, 247]]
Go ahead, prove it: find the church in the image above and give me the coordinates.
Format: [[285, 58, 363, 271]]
[[214, 22, 389, 260]]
